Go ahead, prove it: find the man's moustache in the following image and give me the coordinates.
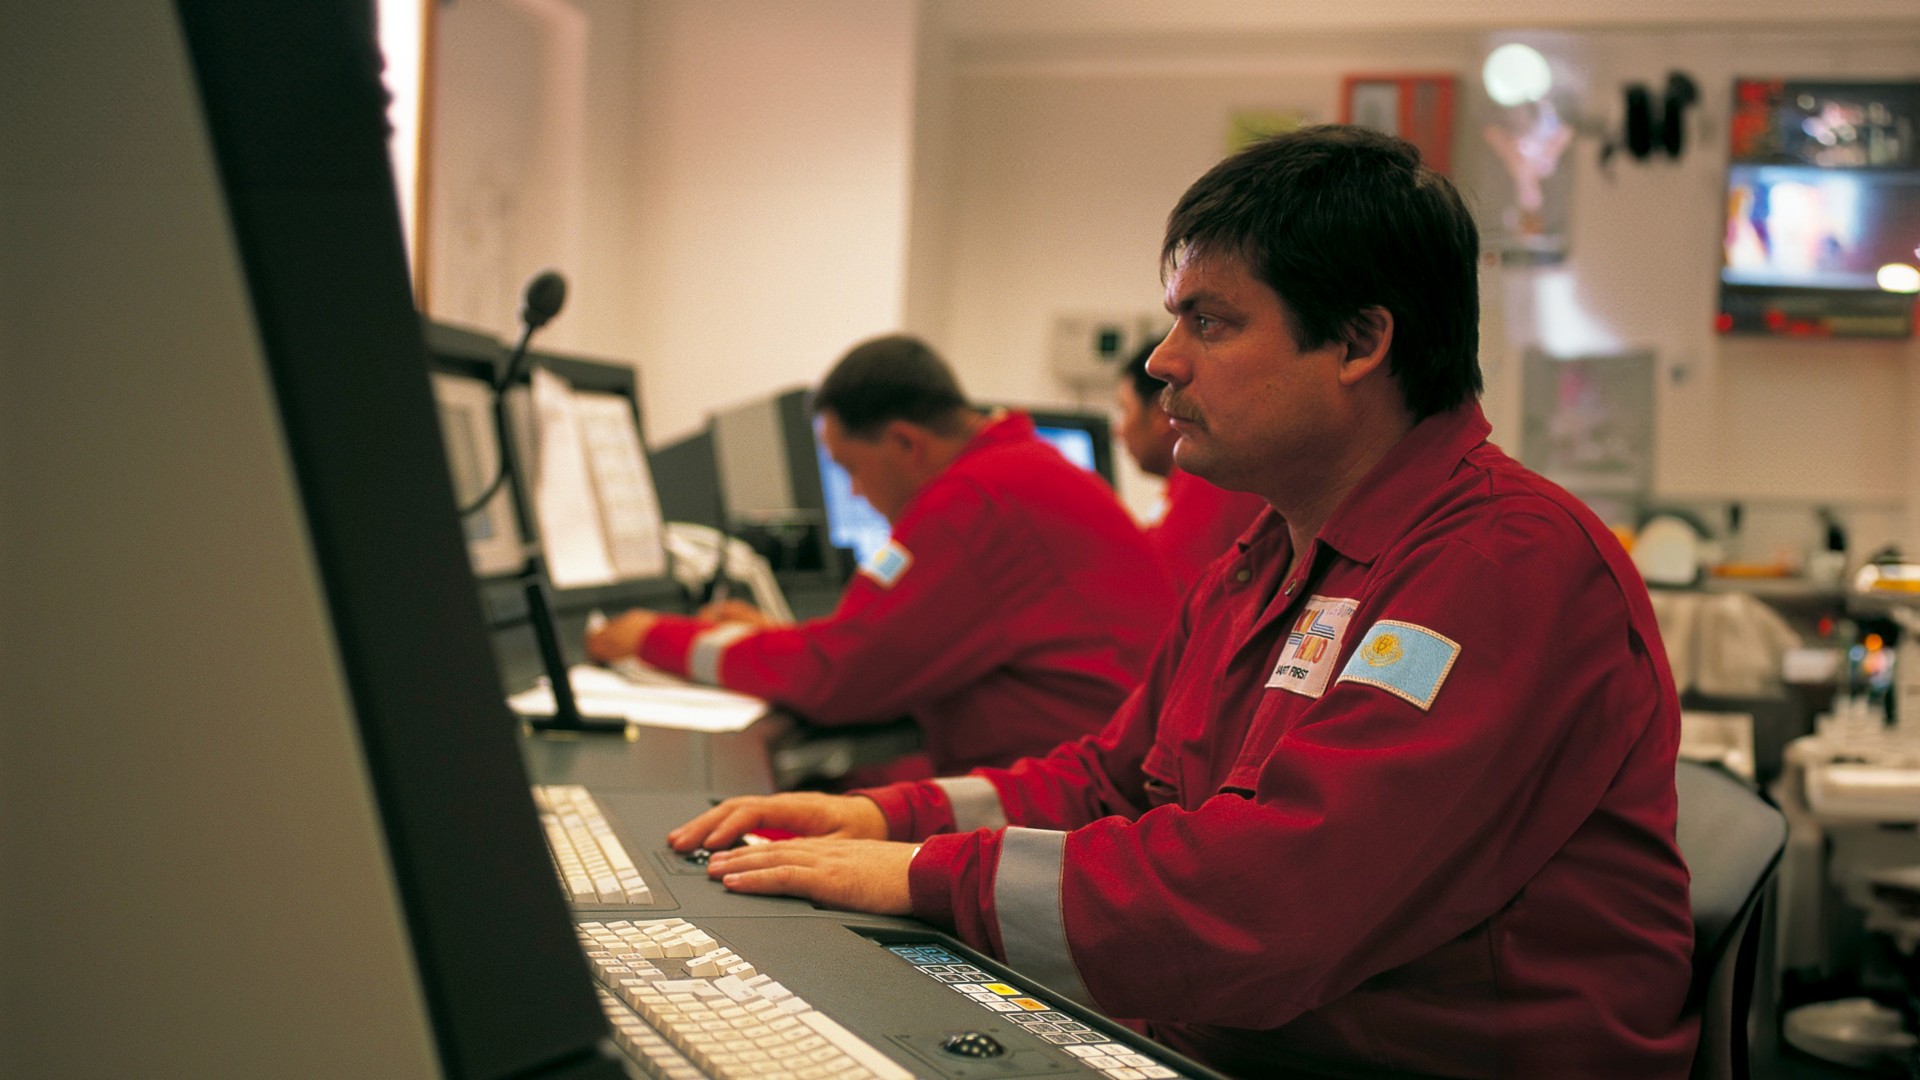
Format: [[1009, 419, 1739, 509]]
[[1159, 390, 1202, 425]]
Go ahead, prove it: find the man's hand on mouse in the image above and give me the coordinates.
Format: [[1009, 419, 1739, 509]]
[[667, 793, 912, 915], [668, 792, 888, 852], [702, 837, 917, 916]]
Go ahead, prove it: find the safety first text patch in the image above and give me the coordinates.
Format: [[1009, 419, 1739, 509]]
[[1335, 620, 1461, 711], [859, 539, 914, 589], [1266, 595, 1359, 698]]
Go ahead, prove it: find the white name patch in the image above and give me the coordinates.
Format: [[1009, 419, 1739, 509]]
[[859, 540, 914, 589], [1266, 594, 1359, 698]]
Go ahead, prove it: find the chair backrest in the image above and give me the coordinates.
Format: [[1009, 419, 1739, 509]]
[[1673, 760, 1788, 1080]]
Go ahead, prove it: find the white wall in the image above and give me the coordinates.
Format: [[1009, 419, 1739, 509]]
[[426, 0, 919, 445], [621, 0, 920, 443], [426, 0, 644, 353]]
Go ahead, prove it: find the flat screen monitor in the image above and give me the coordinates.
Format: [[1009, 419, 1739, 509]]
[[815, 435, 895, 568], [1717, 78, 1920, 338], [1028, 408, 1116, 483], [426, 322, 670, 593], [425, 323, 525, 578], [817, 406, 1115, 567]]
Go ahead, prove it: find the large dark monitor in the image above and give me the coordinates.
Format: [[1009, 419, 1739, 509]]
[[651, 426, 726, 531], [1717, 78, 1920, 338], [0, 3, 628, 1076]]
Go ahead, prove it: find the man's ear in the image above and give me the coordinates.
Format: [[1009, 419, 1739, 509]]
[[881, 418, 929, 460], [1336, 306, 1394, 387]]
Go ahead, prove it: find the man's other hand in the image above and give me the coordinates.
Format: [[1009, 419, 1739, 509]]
[[585, 609, 660, 664], [699, 598, 776, 628]]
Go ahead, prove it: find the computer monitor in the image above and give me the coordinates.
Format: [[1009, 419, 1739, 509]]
[[816, 405, 1117, 567], [424, 322, 683, 693], [1027, 407, 1117, 486], [814, 433, 895, 569], [0, 3, 629, 1077], [426, 321, 669, 592], [651, 425, 726, 531], [702, 387, 844, 580], [425, 322, 525, 578]]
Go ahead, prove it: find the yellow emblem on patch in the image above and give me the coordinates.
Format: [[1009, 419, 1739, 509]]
[[1363, 632, 1404, 667]]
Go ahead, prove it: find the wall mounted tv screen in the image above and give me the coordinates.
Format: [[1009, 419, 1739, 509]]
[[1718, 79, 1920, 339]]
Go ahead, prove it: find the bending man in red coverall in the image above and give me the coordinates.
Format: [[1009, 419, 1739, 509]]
[[1114, 338, 1268, 594], [587, 335, 1176, 780], [662, 126, 1697, 1078]]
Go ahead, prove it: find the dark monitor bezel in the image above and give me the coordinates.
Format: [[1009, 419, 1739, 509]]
[[175, 3, 625, 1077]]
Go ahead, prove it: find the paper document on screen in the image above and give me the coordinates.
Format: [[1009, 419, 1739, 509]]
[[573, 390, 668, 580], [508, 664, 767, 733], [531, 367, 617, 587]]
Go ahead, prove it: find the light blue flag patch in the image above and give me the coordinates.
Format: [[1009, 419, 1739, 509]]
[[1335, 620, 1461, 711], [859, 540, 914, 589]]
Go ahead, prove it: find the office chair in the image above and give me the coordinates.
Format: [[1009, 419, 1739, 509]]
[[1675, 759, 1789, 1080]]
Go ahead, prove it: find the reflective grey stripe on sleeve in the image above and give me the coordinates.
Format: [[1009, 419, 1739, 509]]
[[933, 776, 1007, 832], [688, 623, 754, 685], [994, 827, 1095, 1007]]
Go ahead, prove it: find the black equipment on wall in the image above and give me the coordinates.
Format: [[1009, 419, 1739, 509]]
[[1620, 72, 1699, 161]]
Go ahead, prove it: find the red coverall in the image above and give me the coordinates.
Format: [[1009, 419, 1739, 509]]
[[864, 403, 1698, 1078], [637, 412, 1177, 776], [1145, 467, 1268, 594]]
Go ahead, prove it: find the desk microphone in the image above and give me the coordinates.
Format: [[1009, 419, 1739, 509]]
[[477, 269, 626, 735], [460, 270, 566, 516], [520, 270, 567, 334]]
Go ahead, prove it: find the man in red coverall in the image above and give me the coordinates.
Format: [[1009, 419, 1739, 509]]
[[663, 127, 1697, 1077], [1115, 338, 1268, 594], [587, 334, 1176, 780]]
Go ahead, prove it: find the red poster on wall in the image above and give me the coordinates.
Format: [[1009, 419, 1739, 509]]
[[1340, 74, 1456, 175]]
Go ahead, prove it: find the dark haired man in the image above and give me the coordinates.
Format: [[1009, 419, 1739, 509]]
[[1114, 338, 1267, 592], [588, 334, 1175, 780], [666, 128, 1695, 1077]]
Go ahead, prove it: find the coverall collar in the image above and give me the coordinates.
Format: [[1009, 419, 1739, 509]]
[[1237, 400, 1494, 569]]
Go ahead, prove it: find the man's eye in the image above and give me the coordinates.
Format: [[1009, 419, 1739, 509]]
[[1193, 314, 1218, 334]]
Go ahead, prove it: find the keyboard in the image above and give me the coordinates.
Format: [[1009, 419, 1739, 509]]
[[580, 918, 912, 1080], [580, 917, 1204, 1080], [547, 787, 1213, 1080], [533, 784, 655, 907]]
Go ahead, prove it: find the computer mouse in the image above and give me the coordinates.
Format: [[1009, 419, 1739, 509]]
[[940, 1032, 1005, 1058], [684, 829, 797, 865]]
